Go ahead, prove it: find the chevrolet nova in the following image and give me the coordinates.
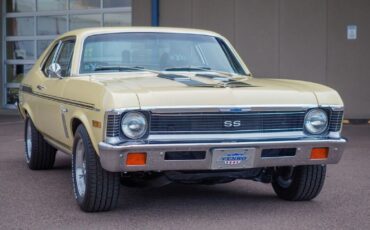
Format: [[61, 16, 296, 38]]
[[18, 27, 346, 212]]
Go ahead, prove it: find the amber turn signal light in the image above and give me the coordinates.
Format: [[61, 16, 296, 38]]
[[126, 152, 147, 166], [310, 147, 329, 160], [92, 120, 101, 128]]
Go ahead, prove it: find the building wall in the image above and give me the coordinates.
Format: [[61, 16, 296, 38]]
[[327, 0, 370, 118], [1, 0, 368, 118], [132, 0, 152, 26], [133, 0, 370, 119], [0, 2, 3, 106]]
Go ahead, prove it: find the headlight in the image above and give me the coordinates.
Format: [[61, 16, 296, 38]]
[[304, 109, 328, 134], [121, 112, 147, 139]]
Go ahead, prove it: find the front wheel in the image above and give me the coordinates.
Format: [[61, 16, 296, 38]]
[[72, 125, 120, 212], [272, 165, 326, 201]]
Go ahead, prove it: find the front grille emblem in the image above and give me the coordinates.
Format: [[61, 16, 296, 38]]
[[224, 120, 241, 128]]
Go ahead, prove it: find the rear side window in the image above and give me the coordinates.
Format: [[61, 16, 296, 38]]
[[42, 43, 59, 76], [56, 40, 75, 77], [42, 38, 76, 77]]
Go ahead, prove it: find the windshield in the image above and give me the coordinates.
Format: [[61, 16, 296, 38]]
[[80, 32, 246, 75]]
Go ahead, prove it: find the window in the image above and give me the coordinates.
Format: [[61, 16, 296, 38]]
[[3, 0, 132, 107], [80, 33, 243, 75], [43, 43, 60, 76], [55, 40, 75, 77], [42, 39, 75, 77]]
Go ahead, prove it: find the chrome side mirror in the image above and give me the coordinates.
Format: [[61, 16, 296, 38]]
[[47, 63, 62, 79]]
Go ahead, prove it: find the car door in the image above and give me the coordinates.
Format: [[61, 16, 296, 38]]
[[35, 37, 76, 146]]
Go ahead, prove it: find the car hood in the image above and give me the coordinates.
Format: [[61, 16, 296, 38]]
[[90, 72, 341, 109]]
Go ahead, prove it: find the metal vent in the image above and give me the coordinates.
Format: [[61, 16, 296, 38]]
[[106, 114, 121, 137]]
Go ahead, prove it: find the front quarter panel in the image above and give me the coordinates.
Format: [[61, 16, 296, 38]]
[[62, 77, 109, 153]]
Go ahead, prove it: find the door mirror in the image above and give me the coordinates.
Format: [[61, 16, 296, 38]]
[[47, 63, 62, 79]]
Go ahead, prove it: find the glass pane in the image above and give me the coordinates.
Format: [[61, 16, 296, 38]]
[[6, 17, 34, 36], [80, 33, 239, 74], [7, 64, 33, 83], [43, 44, 60, 74], [104, 12, 131, 26], [7, 41, 35, 60], [37, 16, 67, 35], [37, 40, 53, 57], [70, 14, 101, 30], [56, 41, 76, 77], [6, 0, 35, 12], [103, 0, 131, 8], [70, 0, 100, 10], [7, 88, 19, 105], [37, 0, 67, 11]]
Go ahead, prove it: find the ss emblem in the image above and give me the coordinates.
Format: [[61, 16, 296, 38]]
[[224, 120, 241, 127]]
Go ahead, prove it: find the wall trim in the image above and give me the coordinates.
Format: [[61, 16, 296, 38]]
[[151, 0, 160, 26]]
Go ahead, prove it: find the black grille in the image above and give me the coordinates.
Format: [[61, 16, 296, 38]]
[[106, 110, 344, 137], [329, 110, 344, 132], [150, 111, 306, 134], [106, 114, 120, 137]]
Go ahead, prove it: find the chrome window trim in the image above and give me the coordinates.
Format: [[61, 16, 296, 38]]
[[77, 31, 252, 76]]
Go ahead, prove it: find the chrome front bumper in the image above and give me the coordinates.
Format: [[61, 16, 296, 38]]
[[98, 138, 346, 172]]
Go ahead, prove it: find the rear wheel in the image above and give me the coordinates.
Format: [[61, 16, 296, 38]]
[[72, 124, 120, 212], [24, 117, 56, 170], [272, 165, 326, 201]]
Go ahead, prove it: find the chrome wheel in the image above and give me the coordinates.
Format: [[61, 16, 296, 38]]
[[25, 120, 32, 163], [75, 138, 86, 198]]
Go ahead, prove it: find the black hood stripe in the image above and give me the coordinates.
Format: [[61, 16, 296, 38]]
[[156, 73, 257, 88]]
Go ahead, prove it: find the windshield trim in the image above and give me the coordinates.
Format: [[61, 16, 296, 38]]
[[78, 32, 250, 76]]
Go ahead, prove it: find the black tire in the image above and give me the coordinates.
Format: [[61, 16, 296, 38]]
[[72, 124, 120, 212], [24, 117, 56, 170], [272, 165, 326, 201]]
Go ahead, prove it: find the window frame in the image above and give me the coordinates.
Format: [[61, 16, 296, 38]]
[[78, 32, 248, 75], [41, 36, 76, 78]]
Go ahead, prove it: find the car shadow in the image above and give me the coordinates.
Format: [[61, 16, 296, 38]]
[[50, 151, 325, 216]]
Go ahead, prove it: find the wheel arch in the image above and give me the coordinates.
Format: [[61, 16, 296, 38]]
[[69, 112, 100, 155], [21, 103, 36, 124]]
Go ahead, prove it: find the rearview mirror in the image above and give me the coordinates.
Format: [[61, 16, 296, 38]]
[[47, 63, 62, 79]]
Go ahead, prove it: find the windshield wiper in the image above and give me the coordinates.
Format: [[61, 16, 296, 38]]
[[93, 65, 146, 72], [164, 66, 211, 72]]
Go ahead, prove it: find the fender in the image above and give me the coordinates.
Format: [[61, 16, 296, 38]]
[[21, 103, 37, 126], [69, 110, 101, 155]]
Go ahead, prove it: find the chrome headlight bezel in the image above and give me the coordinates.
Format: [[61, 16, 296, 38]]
[[121, 111, 148, 139], [304, 108, 329, 135]]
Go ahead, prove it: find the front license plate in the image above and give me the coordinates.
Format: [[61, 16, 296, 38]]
[[211, 148, 256, 170]]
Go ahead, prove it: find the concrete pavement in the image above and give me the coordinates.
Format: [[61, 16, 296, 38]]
[[0, 115, 369, 230]]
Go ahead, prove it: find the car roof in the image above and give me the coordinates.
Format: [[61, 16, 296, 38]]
[[60, 27, 224, 39]]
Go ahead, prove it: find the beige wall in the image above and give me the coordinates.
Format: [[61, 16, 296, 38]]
[[327, 0, 370, 118], [133, 0, 370, 118]]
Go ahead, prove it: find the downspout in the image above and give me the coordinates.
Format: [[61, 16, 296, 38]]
[[151, 0, 160, 26]]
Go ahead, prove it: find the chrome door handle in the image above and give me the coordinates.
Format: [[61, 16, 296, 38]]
[[36, 85, 45, 90]]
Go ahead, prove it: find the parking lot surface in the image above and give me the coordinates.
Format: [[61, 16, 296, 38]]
[[0, 115, 369, 230]]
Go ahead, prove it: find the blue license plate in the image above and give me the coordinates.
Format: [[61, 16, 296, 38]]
[[211, 148, 255, 169]]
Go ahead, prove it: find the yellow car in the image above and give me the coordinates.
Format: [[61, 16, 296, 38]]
[[18, 27, 346, 212]]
